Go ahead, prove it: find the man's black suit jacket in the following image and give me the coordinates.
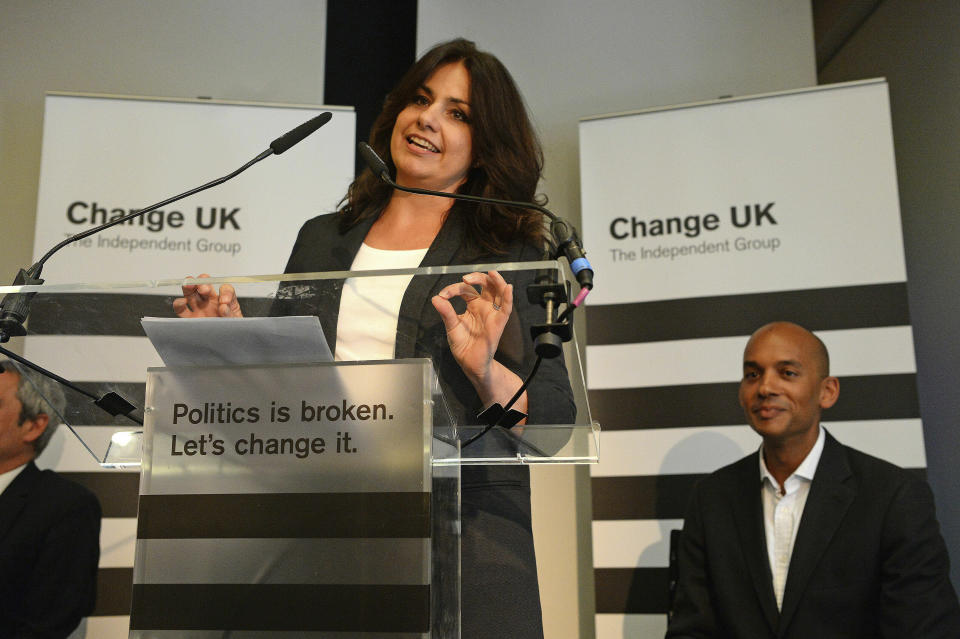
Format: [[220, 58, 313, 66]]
[[667, 430, 960, 638], [278, 210, 577, 639], [0, 461, 101, 638]]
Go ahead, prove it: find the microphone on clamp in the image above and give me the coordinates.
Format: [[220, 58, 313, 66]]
[[357, 142, 594, 290], [549, 218, 591, 287], [0, 268, 43, 343]]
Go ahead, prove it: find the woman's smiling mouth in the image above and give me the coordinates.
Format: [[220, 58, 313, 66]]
[[407, 135, 439, 152]]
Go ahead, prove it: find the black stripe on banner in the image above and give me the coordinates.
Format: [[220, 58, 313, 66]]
[[61, 471, 139, 518], [93, 567, 133, 616], [137, 492, 430, 539], [586, 282, 910, 345], [28, 293, 275, 336], [130, 583, 429, 632], [594, 567, 669, 614], [590, 373, 920, 430], [592, 468, 927, 520], [593, 474, 706, 521]]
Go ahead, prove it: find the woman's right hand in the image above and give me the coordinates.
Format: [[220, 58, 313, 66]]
[[172, 273, 243, 318]]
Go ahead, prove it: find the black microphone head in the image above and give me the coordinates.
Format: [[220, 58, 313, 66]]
[[358, 142, 391, 181], [269, 111, 333, 155]]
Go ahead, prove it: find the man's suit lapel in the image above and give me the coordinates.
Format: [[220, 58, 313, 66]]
[[777, 431, 856, 633], [0, 462, 39, 543], [730, 456, 781, 634]]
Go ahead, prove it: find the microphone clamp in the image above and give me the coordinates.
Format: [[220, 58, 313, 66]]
[[0, 267, 43, 343]]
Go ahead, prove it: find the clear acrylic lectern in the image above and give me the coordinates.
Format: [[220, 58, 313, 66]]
[[1, 261, 599, 638]]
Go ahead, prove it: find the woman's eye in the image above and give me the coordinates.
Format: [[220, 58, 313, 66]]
[[413, 94, 429, 106]]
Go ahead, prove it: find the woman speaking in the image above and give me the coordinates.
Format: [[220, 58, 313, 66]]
[[175, 38, 576, 639]]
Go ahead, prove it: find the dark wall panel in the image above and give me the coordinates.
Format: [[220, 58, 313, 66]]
[[818, 0, 960, 587], [324, 0, 418, 176]]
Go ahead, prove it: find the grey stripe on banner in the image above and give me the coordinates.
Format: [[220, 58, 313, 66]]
[[134, 538, 430, 585], [586, 282, 910, 345], [589, 373, 920, 430], [28, 293, 275, 336], [592, 468, 927, 520]]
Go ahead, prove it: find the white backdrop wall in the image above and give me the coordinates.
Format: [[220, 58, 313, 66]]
[[418, 2, 815, 636], [0, 2, 818, 637]]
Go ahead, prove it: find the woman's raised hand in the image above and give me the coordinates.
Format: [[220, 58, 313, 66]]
[[431, 270, 524, 408], [172, 274, 243, 318]]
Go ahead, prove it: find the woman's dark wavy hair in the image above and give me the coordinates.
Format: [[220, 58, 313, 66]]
[[337, 38, 548, 256]]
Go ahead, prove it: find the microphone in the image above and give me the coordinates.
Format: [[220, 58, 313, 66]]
[[357, 142, 594, 291], [0, 112, 334, 343], [270, 112, 333, 155], [358, 141, 391, 181]]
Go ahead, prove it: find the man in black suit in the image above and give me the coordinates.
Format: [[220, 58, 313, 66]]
[[666, 321, 960, 638], [0, 360, 101, 638]]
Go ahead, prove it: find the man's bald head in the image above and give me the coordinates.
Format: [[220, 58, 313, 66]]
[[746, 322, 830, 379]]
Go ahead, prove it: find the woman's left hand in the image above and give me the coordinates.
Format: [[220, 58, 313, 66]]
[[432, 270, 522, 407]]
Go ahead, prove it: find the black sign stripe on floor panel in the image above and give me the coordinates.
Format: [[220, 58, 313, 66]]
[[137, 492, 431, 539], [129, 583, 430, 632]]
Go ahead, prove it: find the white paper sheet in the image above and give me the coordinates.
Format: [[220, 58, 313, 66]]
[[141, 316, 332, 367]]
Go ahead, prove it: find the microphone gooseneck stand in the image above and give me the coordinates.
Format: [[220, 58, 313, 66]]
[[0, 112, 334, 426]]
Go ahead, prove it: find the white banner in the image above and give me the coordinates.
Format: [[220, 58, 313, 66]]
[[33, 93, 355, 283], [580, 80, 905, 305], [26, 93, 355, 638], [579, 79, 921, 638]]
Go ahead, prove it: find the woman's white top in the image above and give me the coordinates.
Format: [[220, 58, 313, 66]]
[[334, 243, 429, 361]]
